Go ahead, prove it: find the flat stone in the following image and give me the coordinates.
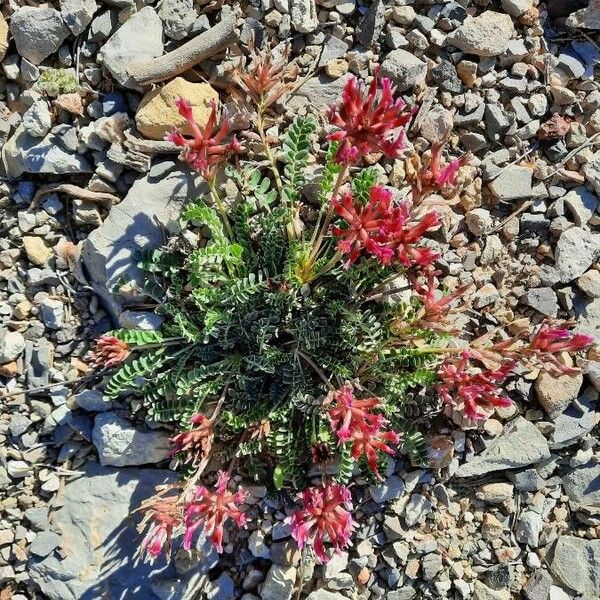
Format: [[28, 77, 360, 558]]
[[380, 49, 427, 92], [60, 0, 98, 36], [0, 331, 26, 364], [370, 475, 405, 504], [29, 531, 61, 558], [549, 536, 600, 599], [92, 412, 170, 467], [403, 493, 432, 527], [157, 0, 195, 40], [290, 0, 317, 33], [501, 0, 532, 17], [80, 160, 204, 307], [295, 73, 353, 108], [355, 0, 384, 46], [555, 226, 600, 283], [577, 269, 600, 297], [523, 570, 553, 600], [562, 459, 600, 508], [488, 166, 533, 200], [456, 417, 550, 478], [473, 581, 510, 600], [73, 389, 111, 412], [135, 78, 219, 141], [534, 371, 583, 417], [523, 287, 558, 317], [446, 11, 515, 57], [563, 186, 598, 227], [306, 591, 349, 600], [29, 462, 211, 600], [98, 7, 164, 89], [515, 511, 543, 548], [260, 564, 296, 600]]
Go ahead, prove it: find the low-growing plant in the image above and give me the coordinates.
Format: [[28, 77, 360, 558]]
[[90, 51, 594, 563], [37, 68, 80, 97]]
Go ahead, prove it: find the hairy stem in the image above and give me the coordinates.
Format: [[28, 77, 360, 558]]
[[256, 108, 284, 196], [208, 179, 234, 239]]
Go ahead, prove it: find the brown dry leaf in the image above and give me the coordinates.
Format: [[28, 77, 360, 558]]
[[71, 356, 92, 374], [54, 93, 84, 116], [54, 239, 80, 272], [537, 113, 570, 139]]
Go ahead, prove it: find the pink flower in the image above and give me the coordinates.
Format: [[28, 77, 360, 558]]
[[90, 335, 130, 368], [327, 69, 415, 165], [289, 482, 355, 563], [183, 471, 247, 553], [437, 353, 514, 421], [169, 414, 214, 467], [326, 385, 400, 479], [139, 493, 182, 561], [331, 185, 440, 268], [166, 98, 242, 181], [530, 324, 594, 354]]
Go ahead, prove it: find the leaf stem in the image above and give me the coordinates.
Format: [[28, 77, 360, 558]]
[[208, 179, 234, 239], [257, 107, 284, 196]]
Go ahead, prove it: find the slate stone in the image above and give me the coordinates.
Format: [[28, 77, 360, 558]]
[[555, 226, 600, 283], [562, 459, 600, 508], [356, 0, 385, 46], [549, 536, 600, 599]]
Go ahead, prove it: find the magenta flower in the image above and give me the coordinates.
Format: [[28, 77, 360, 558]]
[[183, 471, 247, 553], [169, 413, 214, 467], [166, 97, 242, 181], [289, 482, 355, 563], [90, 335, 130, 368], [437, 352, 514, 421], [332, 185, 440, 268], [139, 493, 182, 561], [327, 385, 400, 479], [530, 324, 594, 354], [327, 69, 415, 165]]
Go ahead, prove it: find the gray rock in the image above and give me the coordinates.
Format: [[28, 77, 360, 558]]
[[98, 7, 164, 89], [26, 339, 53, 388], [456, 417, 550, 478], [317, 35, 348, 68], [29, 462, 209, 600], [446, 11, 515, 57], [81, 160, 203, 306], [92, 412, 170, 466], [260, 564, 296, 600], [549, 388, 599, 449], [523, 287, 558, 317], [488, 166, 533, 200], [22, 101, 52, 139], [370, 475, 405, 504], [555, 226, 600, 283], [306, 591, 349, 600], [583, 154, 600, 195], [356, 0, 385, 46], [421, 552, 443, 580], [485, 105, 514, 143], [0, 330, 25, 364], [60, 0, 98, 35], [523, 570, 553, 600], [501, 0, 532, 17], [119, 311, 164, 330], [508, 469, 545, 492], [549, 536, 600, 599], [290, 0, 317, 33], [158, 0, 195, 40], [387, 588, 417, 600], [515, 511, 543, 548], [381, 49, 427, 92], [248, 530, 270, 559], [563, 186, 598, 227], [208, 573, 236, 600], [296, 73, 353, 108], [562, 459, 600, 508], [73, 390, 111, 412], [29, 531, 61, 558], [403, 493, 432, 527], [558, 51, 586, 79], [577, 270, 600, 298], [40, 298, 65, 329], [10, 7, 69, 65], [24, 507, 49, 531]]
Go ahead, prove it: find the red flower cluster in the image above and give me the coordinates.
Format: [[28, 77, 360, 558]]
[[166, 98, 242, 181], [138, 490, 182, 561], [327, 70, 414, 164], [530, 324, 594, 355], [327, 385, 400, 479], [437, 351, 515, 421], [332, 185, 440, 268], [183, 471, 247, 553], [169, 413, 214, 467], [289, 482, 355, 563], [90, 335, 130, 368]]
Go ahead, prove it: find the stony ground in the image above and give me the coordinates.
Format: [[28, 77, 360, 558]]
[[1, 0, 600, 599]]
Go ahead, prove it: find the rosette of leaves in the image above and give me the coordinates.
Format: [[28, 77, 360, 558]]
[[103, 116, 434, 491]]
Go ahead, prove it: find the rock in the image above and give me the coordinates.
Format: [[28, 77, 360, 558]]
[[290, 0, 317, 33], [317, 35, 349, 68], [81, 160, 203, 307], [25, 507, 49, 531], [420, 106, 453, 143], [370, 475, 405, 504], [306, 591, 349, 600], [431, 61, 462, 93], [29, 531, 61, 558], [476, 482, 514, 504], [403, 493, 432, 527], [562, 459, 600, 508], [549, 536, 600, 599], [456, 417, 550, 478], [157, 0, 196, 40], [92, 412, 170, 467], [356, 0, 385, 47], [488, 167, 533, 201], [40, 298, 65, 330], [583, 154, 600, 195], [563, 186, 598, 227], [10, 7, 69, 65], [501, 0, 532, 17], [295, 73, 353, 108], [98, 7, 164, 89], [567, 0, 600, 30], [248, 530, 270, 559], [523, 570, 553, 600], [29, 463, 208, 600], [0, 15, 8, 62], [549, 388, 600, 448], [508, 469, 545, 492], [465, 208, 492, 236], [2, 125, 93, 178], [446, 11, 515, 57], [74, 390, 111, 412], [22, 237, 52, 266], [515, 512, 543, 548], [555, 226, 600, 283], [481, 513, 504, 540], [577, 270, 600, 297], [0, 331, 26, 364], [534, 371, 582, 417], [22, 101, 52, 139], [135, 78, 219, 141], [260, 565, 296, 600], [60, 0, 98, 36], [523, 287, 558, 317], [473, 581, 510, 600], [380, 49, 427, 92], [119, 311, 164, 330]]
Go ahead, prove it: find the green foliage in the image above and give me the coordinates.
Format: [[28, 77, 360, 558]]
[[282, 117, 316, 204], [108, 329, 165, 346], [352, 168, 379, 204], [38, 68, 80, 96], [105, 349, 167, 400]]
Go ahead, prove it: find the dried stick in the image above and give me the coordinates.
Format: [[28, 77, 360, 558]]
[[30, 183, 120, 209], [127, 11, 237, 86]]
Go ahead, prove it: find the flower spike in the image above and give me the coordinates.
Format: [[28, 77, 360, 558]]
[[90, 335, 130, 368]]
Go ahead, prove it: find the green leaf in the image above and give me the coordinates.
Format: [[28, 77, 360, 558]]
[[282, 116, 317, 204], [273, 466, 284, 490]]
